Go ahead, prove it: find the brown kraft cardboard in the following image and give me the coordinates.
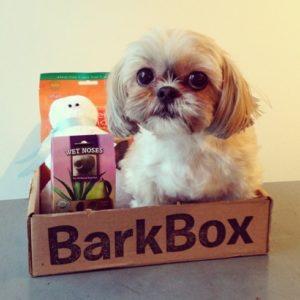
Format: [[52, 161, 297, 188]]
[[28, 170, 272, 277]]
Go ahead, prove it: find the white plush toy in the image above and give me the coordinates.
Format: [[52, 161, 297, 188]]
[[20, 95, 107, 175]]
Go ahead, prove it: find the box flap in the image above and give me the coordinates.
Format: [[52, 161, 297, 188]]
[[27, 170, 40, 217]]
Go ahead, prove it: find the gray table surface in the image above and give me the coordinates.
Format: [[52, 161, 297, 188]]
[[0, 182, 299, 300]]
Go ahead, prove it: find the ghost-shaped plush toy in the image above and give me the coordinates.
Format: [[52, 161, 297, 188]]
[[20, 95, 107, 175]]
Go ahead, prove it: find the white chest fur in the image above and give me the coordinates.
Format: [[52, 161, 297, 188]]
[[121, 128, 260, 207]]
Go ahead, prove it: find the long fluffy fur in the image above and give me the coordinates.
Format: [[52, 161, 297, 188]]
[[107, 29, 261, 207]]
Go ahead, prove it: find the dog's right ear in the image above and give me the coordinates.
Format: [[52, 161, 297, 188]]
[[107, 60, 138, 137]]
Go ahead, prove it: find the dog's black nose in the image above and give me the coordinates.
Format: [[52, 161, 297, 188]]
[[157, 86, 180, 104]]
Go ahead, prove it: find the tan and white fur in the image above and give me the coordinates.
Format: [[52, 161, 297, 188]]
[[107, 29, 261, 207]]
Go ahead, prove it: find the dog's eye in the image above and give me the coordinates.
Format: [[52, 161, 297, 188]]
[[188, 71, 208, 90], [137, 68, 154, 86]]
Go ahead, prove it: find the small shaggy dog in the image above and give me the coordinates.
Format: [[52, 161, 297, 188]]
[[107, 29, 261, 207]]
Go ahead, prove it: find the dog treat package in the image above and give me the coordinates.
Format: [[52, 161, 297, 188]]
[[51, 134, 115, 213], [39, 72, 117, 213], [39, 73, 109, 140]]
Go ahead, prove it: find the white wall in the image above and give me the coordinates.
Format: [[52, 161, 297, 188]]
[[0, 0, 299, 200]]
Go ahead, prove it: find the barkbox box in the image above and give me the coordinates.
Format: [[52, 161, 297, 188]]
[[27, 72, 272, 277], [28, 172, 272, 277]]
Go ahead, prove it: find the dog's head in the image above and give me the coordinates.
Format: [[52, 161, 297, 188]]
[[107, 29, 258, 138]]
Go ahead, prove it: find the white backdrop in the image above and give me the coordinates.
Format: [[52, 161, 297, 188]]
[[0, 0, 299, 200]]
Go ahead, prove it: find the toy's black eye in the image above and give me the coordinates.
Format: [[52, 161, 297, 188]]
[[68, 104, 72, 108], [137, 68, 154, 86], [75, 103, 80, 107], [187, 71, 208, 90]]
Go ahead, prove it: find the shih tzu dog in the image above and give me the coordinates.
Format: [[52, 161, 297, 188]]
[[107, 29, 261, 208]]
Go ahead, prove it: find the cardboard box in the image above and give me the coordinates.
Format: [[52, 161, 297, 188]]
[[28, 169, 272, 277], [28, 72, 272, 277]]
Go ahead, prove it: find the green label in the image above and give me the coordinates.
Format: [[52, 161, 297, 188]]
[[40, 72, 109, 80]]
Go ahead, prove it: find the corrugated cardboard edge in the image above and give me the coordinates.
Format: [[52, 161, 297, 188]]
[[27, 171, 40, 217], [263, 190, 273, 253], [27, 170, 40, 276], [255, 188, 273, 253]]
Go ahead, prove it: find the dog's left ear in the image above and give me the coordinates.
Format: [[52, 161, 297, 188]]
[[207, 55, 259, 139]]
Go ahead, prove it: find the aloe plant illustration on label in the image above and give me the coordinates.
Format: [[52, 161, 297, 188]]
[[51, 134, 116, 213]]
